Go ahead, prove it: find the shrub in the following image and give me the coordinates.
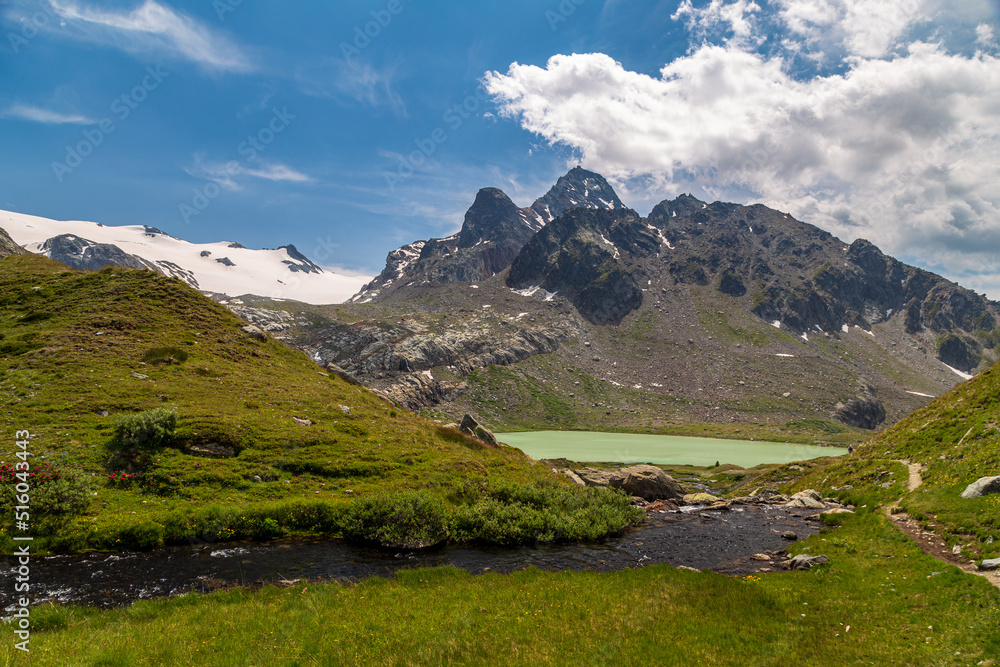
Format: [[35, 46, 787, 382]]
[[109, 409, 178, 452], [341, 491, 450, 549], [142, 346, 189, 365], [32, 468, 94, 515], [451, 482, 643, 546], [0, 463, 93, 517]]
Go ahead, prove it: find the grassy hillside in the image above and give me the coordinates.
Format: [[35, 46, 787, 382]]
[[743, 361, 1000, 564], [0, 255, 638, 553]]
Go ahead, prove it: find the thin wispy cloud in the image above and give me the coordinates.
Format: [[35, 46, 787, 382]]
[[186, 155, 314, 191], [296, 58, 408, 117], [48, 0, 253, 72], [3, 103, 96, 125]]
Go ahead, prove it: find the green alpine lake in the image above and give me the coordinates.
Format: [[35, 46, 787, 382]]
[[497, 431, 848, 467]]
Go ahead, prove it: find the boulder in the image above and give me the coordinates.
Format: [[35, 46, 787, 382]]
[[786, 490, 826, 510], [609, 465, 685, 501], [821, 508, 855, 515], [960, 476, 1000, 499], [325, 362, 362, 386], [683, 493, 719, 505], [786, 554, 830, 570], [786, 496, 826, 509], [459, 414, 498, 446], [574, 468, 617, 487], [562, 469, 586, 486], [979, 558, 1000, 571], [241, 324, 267, 342]]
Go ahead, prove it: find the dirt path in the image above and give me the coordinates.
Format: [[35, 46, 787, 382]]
[[905, 462, 923, 492], [886, 460, 1000, 590]]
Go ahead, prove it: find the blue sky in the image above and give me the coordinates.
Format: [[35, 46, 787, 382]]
[[2, 0, 1000, 294]]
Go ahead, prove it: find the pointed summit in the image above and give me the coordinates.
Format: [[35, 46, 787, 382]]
[[457, 188, 532, 249], [531, 167, 625, 223]]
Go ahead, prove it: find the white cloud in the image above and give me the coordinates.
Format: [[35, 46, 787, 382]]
[[484, 1, 1000, 297], [47, 0, 252, 72], [977, 22, 995, 45], [3, 103, 95, 125], [773, 0, 930, 59], [186, 155, 313, 191], [672, 0, 763, 47]]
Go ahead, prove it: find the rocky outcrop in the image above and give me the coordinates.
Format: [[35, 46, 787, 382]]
[[507, 208, 648, 325], [937, 334, 981, 373], [39, 234, 161, 273], [459, 414, 498, 446], [0, 227, 27, 257], [380, 373, 467, 412], [833, 396, 887, 430], [960, 476, 1000, 499]]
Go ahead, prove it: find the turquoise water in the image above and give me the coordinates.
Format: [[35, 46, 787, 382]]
[[496, 431, 847, 468]]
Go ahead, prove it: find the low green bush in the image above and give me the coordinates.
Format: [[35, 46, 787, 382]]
[[341, 491, 450, 548], [109, 408, 178, 452], [0, 463, 93, 519]]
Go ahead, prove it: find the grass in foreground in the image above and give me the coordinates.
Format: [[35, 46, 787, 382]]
[[5, 512, 998, 666]]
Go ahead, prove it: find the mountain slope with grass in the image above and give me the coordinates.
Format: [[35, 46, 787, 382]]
[[746, 358, 1000, 569], [0, 253, 639, 554]]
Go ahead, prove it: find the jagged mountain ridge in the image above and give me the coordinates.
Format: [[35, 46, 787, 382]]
[[236, 171, 1000, 437], [349, 167, 625, 303], [0, 210, 369, 304], [510, 196, 999, 372]]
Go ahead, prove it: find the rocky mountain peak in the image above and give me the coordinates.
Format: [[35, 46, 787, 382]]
[[457, 188, 528, 248], [530, 166, 625, 222], [350, 168, 630, 303]]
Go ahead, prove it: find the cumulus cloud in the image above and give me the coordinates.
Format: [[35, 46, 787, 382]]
[[47, 0, 252, 72], [484, 0, 1000, 297]]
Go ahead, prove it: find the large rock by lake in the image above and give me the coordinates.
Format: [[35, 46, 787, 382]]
[[569, 465, 684, 501]]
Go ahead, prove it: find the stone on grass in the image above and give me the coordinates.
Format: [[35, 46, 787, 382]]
[[459, 414, 498, 446], [787, 554, 830, 570], [978, 559, 1000, 571], [960, 476, 1000, 499], [241, 324, 267, 342]]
